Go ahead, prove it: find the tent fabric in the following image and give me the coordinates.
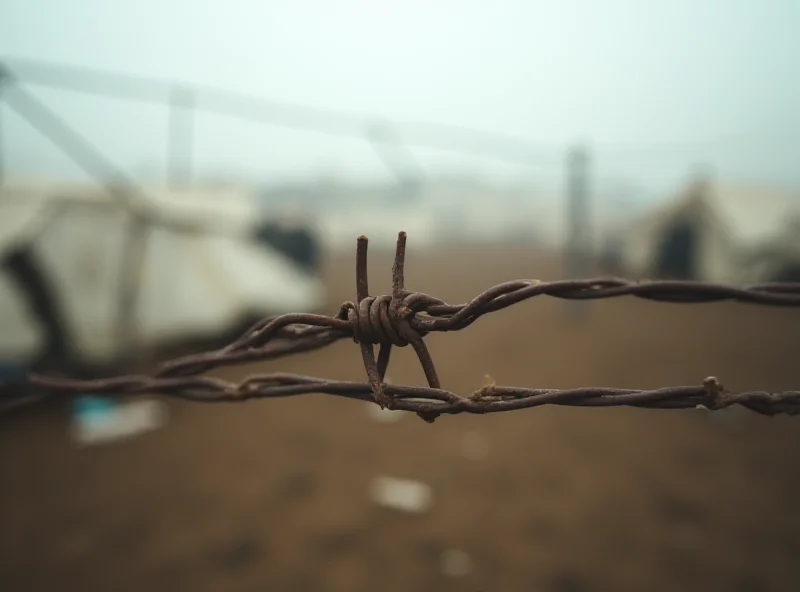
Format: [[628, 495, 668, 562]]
[[0, 187, 53, 255], [616, 180, 800, 284], [699, 183, 800, 251], [0, 180, 326, 366]]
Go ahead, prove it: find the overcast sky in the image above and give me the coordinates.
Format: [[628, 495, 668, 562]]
[[2, 0, 798, 198]]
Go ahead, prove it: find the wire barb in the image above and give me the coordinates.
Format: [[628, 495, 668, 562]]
[[344, 232, 440, 420], [3, 231, 800, 421]]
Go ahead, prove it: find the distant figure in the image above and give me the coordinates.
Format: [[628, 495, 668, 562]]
[[252, 222, 320, 272], [654, 218, 697, 280], [600, 237, 623, 274], [769, 263, 800, 283], [1, 245, 75, 373]]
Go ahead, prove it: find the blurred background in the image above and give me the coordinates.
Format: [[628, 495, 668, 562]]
[[1, 1, 800, 590]]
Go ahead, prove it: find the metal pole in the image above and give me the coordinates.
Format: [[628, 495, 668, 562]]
[[565, 144, 591, 320], [0, 65, 11, 186], [0, 93, 5, 187], [167, 86, 195, 187]]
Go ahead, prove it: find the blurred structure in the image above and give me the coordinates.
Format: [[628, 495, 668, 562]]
[[0, 178, 325, 378], [610, 176, 800, 283], [564, 145, 591, 320]]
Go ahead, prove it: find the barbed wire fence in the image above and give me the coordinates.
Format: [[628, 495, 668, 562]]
[[2, 231, 800, 421]]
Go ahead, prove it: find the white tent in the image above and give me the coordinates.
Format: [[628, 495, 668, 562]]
[[614, 178, 800, 284], [0, 179, 326, 370]]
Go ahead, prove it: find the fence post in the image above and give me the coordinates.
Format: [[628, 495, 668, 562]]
[[167, 86, 195, 187], [565, 144, 591, 321], [0, 65, 11, 187], [0, 89, 4, 187]]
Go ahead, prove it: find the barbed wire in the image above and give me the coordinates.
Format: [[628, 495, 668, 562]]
[[3, 231, 800, 421]]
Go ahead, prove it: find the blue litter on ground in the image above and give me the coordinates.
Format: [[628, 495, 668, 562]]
[[70, 396, 169, 447], [72, 395, 115, 414], [72, 395, 117, 427]]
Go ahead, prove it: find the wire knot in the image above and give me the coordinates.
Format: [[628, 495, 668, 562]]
[[348, 232, 441, 419], [345, 293, 423, 347]]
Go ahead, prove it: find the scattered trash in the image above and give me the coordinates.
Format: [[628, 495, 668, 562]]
[[460, 430, 490, 461], [439, 548, 472, 577], [70, 395, 169, 447], [368, 475, 432, 514]]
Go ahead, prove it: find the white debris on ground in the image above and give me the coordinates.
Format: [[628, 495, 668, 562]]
[[368, 475, 432, 514], [70, 396, 169, 447], [459, 430, 490, 461], [439, 548, 473, 577]]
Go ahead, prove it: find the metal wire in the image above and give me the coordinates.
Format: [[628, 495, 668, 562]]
[[3, 231, 800, 422]]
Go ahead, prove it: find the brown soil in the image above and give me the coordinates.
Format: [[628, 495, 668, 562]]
[[2, 243, 800, 592]]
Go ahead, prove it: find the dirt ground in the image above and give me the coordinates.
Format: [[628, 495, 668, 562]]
[[2, 242, 800, 592]]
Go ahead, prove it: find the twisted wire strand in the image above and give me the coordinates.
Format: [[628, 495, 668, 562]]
[[3, 231, 800, 421]]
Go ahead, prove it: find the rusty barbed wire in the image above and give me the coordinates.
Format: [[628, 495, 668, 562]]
[[3, 231, 800, 421]]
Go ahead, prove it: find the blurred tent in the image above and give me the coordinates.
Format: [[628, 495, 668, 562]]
[[611, 178, 800, 283], [0, 178, 326, 377]]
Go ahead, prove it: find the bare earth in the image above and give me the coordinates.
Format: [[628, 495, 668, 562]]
[[2, 243, 800, 592]]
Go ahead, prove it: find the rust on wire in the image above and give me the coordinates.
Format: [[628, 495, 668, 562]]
[[3, 232, 800, 421]]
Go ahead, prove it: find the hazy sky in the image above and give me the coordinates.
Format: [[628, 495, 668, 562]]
[[2, 0, 799, 197]]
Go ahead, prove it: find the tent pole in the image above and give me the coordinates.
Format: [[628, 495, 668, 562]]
[[564, 144, 591, 321]]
